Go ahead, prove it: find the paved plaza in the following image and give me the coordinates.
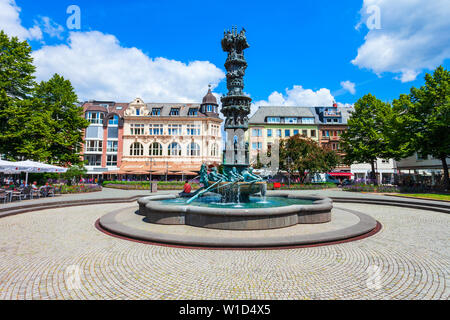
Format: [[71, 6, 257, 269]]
[[0, 190, 448, 300]]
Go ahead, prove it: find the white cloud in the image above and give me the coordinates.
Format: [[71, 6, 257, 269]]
[[352, 0, 450, 82], [38, 16, 64, 39], [340, 80, 356, 95], [32, 31, 225, 102], [251, 85, 336, 116], [0, 0, 42, 40]]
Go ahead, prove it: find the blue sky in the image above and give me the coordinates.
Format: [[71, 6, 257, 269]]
[[2, 0, 449, 108]]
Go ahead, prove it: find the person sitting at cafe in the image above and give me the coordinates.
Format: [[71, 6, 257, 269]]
[[8, 182, 15, 190], [31, 182, 38, 190], [179, 180, 192, 198]]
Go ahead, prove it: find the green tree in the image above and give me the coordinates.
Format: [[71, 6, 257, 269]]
[[0, 95, 53, 161], [34, 74, 90, 165], [340, 94, 401, 184], [280, 135, 339, 183], [0, 31, 36, 99], [392, 66, 450, 189]]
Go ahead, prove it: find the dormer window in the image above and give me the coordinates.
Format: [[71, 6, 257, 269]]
[[267, 117, 280, 123], [152, 108, 161, 116], [188, 108, 198, 116], [170, 108, 180, 116], [136, 109, 141, 116], [285, 117, 297, 124]]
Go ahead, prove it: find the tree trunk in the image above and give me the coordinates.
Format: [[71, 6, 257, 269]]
[[371, 160, 378, 185], [441, 156, 449, 190]]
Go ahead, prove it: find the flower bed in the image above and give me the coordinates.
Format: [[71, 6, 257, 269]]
[[59, 184, 102, 194], [342, 184, 400, 193], [103, 181, 200, 190], [268, 182, 336, 190]]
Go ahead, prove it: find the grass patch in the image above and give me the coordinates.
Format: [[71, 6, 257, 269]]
[[394, 193, 450, 201]]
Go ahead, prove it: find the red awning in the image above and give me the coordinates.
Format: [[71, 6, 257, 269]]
[[328, 172, 354, 177]]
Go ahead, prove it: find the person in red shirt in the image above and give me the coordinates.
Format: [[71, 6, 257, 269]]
[[180, 180, 192, 197]]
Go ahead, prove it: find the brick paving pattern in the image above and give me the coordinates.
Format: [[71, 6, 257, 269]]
[[0, 202, 448, 300]]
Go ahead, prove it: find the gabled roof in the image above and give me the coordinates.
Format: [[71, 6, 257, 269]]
[[249, 106, 315, 124]]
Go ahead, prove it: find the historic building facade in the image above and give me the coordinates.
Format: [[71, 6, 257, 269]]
[[247, 104, 354, 178], [81, 89, 223, 178], [246, 106, 320, 161], [82, 101, 128, 177]]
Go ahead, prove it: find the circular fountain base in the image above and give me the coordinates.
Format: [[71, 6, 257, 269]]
[[98, 205, 379, 248], [137, 194, 332, 230]]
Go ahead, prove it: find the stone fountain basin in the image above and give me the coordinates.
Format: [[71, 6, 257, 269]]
[[213, 180, 266, 196], [138, 194, 332, 230]]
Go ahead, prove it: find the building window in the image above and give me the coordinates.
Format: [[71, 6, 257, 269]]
[[150, 142, 163, 156], [187, 124, 201, 136], [107, 141, 118, 153], [211, 143, 219, 157], [169, 108, 180, 116], [277, 129, 282, 137], [84, 154, 101, 166], [168, 124, 182, 135], [301, 118, 314, 124], [285, 117, 297, 124], [252, 142, 262, 151], [168, 142, 181, 156], [130, 142, 144, 156], [135, 109, 141, 116], [86, 112, 104, 124], [149, 124, 163, 135], [285, 129, 290, 137], [107, 155, 117, 166], [86, 126, 103, 139], [130, 124, 145, 135], [252, 128, 262, 137], [85, 140, 103, 153], [187, 142, 200, 156], [108, 115, 119, 125], [302, 130, 308, 137], [267, 117, 280, 123], [267, 129, 272, 137], [188, 108, 198, 116], [293, 129, 299, 136], [107, 127, 118, 139], [311, 130, 316, 137], [206, 105, 215, 112], [151, 108, 161, 116], [211, 124, 220, 136]]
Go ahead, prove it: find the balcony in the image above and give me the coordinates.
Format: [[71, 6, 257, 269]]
[[324, 111, 341, 117]]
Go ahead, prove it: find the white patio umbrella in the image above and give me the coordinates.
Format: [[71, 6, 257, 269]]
[[10, 160, 68, 184]]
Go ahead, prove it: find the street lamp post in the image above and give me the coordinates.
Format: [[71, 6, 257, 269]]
[[285, 156, 293, 189], [146, 158, 154, 192]]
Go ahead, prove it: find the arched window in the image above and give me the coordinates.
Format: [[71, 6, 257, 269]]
[[211, 143, 219, 157], [168, 142, 181, 156], [130, 142, 143, 156], [108, 115, 119, 125], [187, 142, 200, 157], [149, 142, 163, 156]]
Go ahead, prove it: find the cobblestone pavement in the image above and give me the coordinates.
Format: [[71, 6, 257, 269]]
[[0, 202, 448, 300]]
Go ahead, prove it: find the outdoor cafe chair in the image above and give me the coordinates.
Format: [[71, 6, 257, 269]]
[[30, 187, 40, 199], [0, 190, 8, 204], [11, 190, 25, 202], [22, 186, 32, 200], [47, 187, 55, 197], [39, 186, 48, 198]]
